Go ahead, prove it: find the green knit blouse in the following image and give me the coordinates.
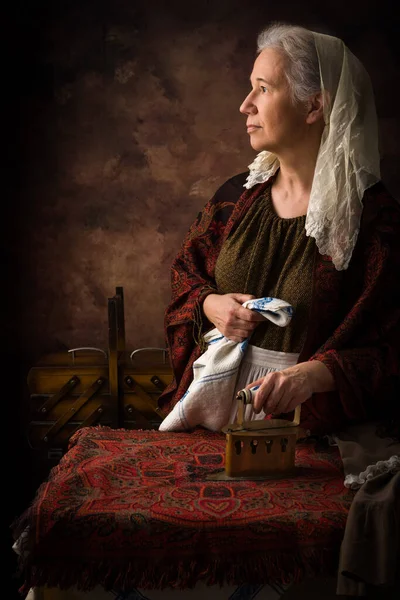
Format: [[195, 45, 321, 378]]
[[214, 184, 316, 352]]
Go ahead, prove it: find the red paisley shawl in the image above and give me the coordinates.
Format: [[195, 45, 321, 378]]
[[158, 173, 400, 434]]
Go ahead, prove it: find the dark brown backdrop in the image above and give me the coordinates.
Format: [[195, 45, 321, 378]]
[[7, 0, 399, 363]]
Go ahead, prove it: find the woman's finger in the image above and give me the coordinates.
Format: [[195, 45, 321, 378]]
[[245, 378, 265, 389], [262, 374, 284, 412], [253, 375, 276, 413], [237, 307, 267, 322], [265, 386, 286, 415], [225, 326, 252, 338], [231, 318, 259, 331], [276, 394, 295, 415]]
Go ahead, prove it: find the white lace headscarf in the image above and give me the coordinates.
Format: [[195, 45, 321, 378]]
[[244, 30, 381, 271]]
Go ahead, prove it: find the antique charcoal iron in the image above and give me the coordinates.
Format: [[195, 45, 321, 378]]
[[216, 388, 305, 480]]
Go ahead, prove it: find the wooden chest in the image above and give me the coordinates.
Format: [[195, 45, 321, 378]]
[[27, 288, 173, 464]]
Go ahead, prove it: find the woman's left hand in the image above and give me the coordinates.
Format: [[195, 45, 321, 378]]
[[247, 360, 336, 416]]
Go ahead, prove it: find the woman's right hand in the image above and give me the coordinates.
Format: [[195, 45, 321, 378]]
[[202, 293, 265, 342]]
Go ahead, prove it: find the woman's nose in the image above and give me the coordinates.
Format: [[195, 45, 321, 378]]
[[240, 93, 257, 115]]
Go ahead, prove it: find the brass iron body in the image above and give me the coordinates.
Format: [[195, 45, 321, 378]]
[[222, 388, 305, 479]]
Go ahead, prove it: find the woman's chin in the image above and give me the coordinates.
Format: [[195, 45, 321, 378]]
[[250, 139, 272, 153]]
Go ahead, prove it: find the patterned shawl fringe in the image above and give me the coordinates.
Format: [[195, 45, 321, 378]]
[[11, 476, 52, 543], [15, 546, 339, 594]]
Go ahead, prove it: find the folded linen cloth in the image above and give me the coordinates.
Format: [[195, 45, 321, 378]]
[[337, 469, 400, 596], [329, 422, 400, 490], [159, 297, 293, 432], [333, 422, 400, 596]]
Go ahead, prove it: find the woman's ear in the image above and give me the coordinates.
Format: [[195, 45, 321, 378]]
[[306, 92, 325, 124]]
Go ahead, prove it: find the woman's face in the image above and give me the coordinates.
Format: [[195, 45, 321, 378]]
[[240, 48, 309, 154]]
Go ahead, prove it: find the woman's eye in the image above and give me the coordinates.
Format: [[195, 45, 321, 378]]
[[260, 86, 268, 93]]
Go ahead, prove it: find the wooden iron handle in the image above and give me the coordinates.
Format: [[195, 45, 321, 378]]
[[235, 388, 301, 426]]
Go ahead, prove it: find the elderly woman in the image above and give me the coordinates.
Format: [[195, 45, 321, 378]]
[[11, 25, 400, 600], [158, 23, 400, 435]]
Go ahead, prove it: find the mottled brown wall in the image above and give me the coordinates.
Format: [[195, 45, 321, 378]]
[[8, 0, 399, 364]]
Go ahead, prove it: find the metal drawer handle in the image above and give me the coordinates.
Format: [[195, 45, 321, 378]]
[[130, 347, 168, 364], [68, 347, 107, 364]]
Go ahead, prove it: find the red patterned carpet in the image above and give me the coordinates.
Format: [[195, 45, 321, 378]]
[[12, 426, 354, 593]]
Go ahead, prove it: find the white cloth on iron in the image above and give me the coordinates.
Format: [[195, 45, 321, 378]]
[[159, 297, 294, 432]]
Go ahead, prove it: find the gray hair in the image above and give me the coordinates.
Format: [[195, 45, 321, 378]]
[[257, 23, 321, 105]]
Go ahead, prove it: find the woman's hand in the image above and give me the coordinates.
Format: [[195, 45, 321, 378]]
[[203, 293, 266, 342], [247, 360, 336, 415]]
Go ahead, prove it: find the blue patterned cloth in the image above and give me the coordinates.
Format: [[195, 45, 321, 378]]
[[159, 297, 293, 433]]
